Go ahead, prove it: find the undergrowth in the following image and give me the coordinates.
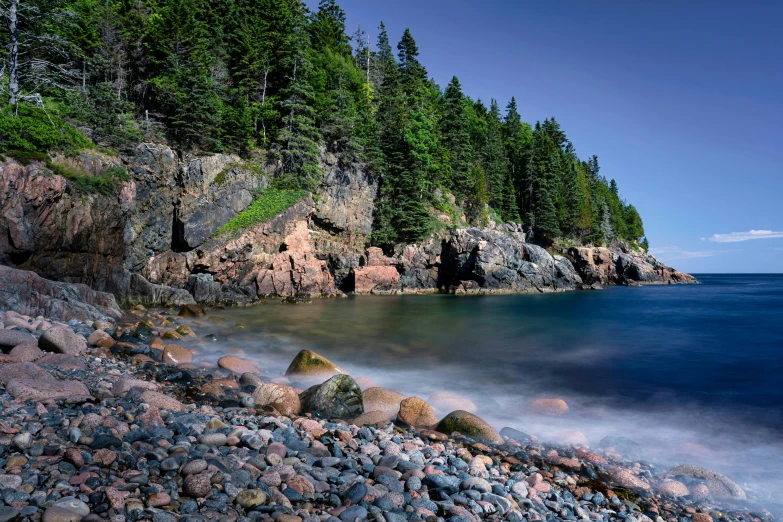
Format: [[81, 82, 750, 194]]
[[214, 188, 308, 237]]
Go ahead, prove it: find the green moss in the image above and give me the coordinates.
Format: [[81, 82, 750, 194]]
[[214, 188, 308, 237]]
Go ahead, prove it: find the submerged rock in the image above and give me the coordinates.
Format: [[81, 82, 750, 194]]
[[252, 383, 301, 417], [666, 465, 746, 499], [285, 349, 344, 383]]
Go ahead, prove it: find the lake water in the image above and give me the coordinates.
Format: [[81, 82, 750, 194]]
[[195, 274, 783, 503]]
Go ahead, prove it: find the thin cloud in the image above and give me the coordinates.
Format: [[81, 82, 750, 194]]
[[703, 230, 783, 243], [649, 246, 721, 260]]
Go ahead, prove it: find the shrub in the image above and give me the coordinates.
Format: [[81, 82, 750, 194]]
[[0, 104, 90, 153], [5, 149, 48, 165], [214, 188, 308, 237], [48, 162, 130, 195]]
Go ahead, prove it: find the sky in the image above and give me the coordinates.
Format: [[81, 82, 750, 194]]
[[306, 0, 783, 273]]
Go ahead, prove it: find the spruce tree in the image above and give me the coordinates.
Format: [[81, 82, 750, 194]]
[[483, 99, 510, 211], [441, 76, 473, 201]]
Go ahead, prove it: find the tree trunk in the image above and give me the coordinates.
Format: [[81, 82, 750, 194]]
[[8, 0, 19, 110]]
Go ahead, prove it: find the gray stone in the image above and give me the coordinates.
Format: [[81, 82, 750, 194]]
[[299, 374, 363, 419], [38, 326, 87, 356]]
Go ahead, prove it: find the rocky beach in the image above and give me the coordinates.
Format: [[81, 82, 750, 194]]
[[0, 298, 773, 522]]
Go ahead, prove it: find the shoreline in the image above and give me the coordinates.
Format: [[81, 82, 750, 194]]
[[0, 305, 771, 522]]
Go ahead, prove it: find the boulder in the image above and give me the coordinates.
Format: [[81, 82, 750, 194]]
[[218, 355, 260, 375], [162, 344, 193, 365], [251, 383, 301, 417], [299, 374, 363, 419], [139, 391, 187, 412], [352, 410, 393, 427], [0, 329, 37, 352], [396, 397, 438, 428], [6, 378, 91, 402], [285, 349, 344, 384], [658, 480, 689, 497], [362, 387, 407, 420], [0, 362, 55, 384], [35, 354, 87, 370], [39, 327, 87, 356], [128, 274, 196, 308], [436, 410, 502, 444], [87, 329, 115, 348], [529, 398, 569, 416], [0, 266, 122, 322], [352, 266, 400, 294], [7, 343, 44, 362], [665, 465, 745, 499]]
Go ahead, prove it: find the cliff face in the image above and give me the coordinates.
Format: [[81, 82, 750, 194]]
[[0, 146, 695, 306]]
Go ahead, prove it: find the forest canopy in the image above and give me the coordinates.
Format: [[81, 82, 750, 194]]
[[0, 0, 647, 250]]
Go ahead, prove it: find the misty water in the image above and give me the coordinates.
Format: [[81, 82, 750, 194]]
[[188, 274, 783, 506]]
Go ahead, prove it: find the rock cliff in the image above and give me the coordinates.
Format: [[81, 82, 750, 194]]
[[0, 146, 695, 308]]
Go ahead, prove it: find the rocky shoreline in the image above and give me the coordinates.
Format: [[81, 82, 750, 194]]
[[0, 148, 696, 310], [0, 304, 772, 522]]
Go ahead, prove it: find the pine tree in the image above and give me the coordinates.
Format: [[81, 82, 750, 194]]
[[309, 0, 350, 56], [483, 99, 510, 210], [441, 76, 473, 200], [397, 28, 426, 91], [466, 160, 489, 226], [277, 5, 321, 188]]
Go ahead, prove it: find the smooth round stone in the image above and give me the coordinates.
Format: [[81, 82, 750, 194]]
[[181, 459, 208, 476], [319, 457, 341, 467], [42, 506, 82, 522], [183, 473, 211, 498], [339, 505, 368, 521], [344, 482, 367, 504], [198, 433, 227, 446], [52, 497, 90, 517], [405, 476, 422, 491], [11, 432, 32, 450], [235, 489, 267, 509], [160, 457, 181, 471], [0, 506, 20, 522]]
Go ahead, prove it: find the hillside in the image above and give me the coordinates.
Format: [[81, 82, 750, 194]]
[[3, 0, 646, 251]]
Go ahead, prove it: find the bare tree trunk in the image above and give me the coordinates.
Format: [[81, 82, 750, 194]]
[[8, 0, 19, 110]]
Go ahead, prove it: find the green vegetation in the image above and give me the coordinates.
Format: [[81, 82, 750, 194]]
[[0, 0, 649, 249], [48, 163, 129, 195], [214, 188, 308, 237]]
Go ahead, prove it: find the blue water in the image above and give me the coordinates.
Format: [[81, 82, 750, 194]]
[[203, 274, 783, 499]]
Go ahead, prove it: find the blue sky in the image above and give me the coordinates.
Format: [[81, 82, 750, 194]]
[[307, 0, 783, 273]]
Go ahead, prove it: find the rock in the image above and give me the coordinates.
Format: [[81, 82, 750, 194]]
[[396, 397, 438, 427], [436, 410, 502, 444], [352, 266, 401, 294], [199, 433, 227, 446], [181, 459, 208, 475], [139, 390, 187, 412], [529, 398, 570, 415], [128, 274, 196, 307], [665, 465, 746, 499], [12, 432, 32, 450], [692, 514, 713, 522], [87, 329, 115, 348], [147, 492, 171, 508], [162, 344, 193, 365], [6, 378, 91, 401], [500, 426, 533, 444], [299, 374, 363, 419], [362, 387, 407, 420], [352, 410, 392, 427], [52, 498, 90, 518], [658, 480, 690, 497], [0, 266, 122, 322], [183, 472, 211, 498], [0, 361, 54, 384], [0, 329, 36, 351], [691, 483, 710, 500], [112, 377, 158, 396], [38, 326, 87, 356], [7, 343, 44, 361], [251, 383, 302, 416], [608, 467, 651, 490], [34, 353, 87, 370], [218, 355, 260, 374], [236, 489, 267, 509], [599, 436, 643, 459], [285, 349, 344, 383], [0, 507, 19, 522], [427, 392, 477, 415], [41, 506, 82, 522], [0, 474, 22, 489]]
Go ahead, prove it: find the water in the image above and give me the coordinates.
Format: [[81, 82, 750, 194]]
[[192, 274, 783, 504]]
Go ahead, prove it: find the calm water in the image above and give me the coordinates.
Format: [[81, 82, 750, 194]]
[[195, 274, 783, 499]]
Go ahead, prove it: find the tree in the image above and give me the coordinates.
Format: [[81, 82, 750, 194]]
[[441, 76, 473, 200], [466, 160, 489, 226], [277, 5, 321, 188], [483, 99, 509, 210], [1, 0, 80, 110], [309, 0, 350, 56]]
